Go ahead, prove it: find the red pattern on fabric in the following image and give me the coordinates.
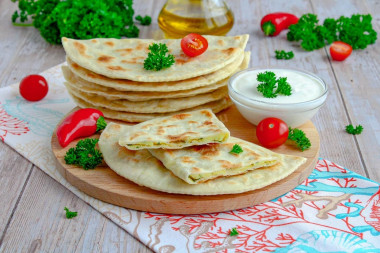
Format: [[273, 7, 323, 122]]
[[0, 104, 29, 141]]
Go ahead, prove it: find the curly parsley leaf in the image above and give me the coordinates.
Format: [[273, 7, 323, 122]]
[[229, 144, 243, 155], [275, 50, 294, 60], [229, 228, 239, 236], [257, 71, 292, 98], [288, 127, 311, 151], [136, 15, 151, 25], [64, 207, 77, 219], [11, 0, 141, 45], [287, 13, 377, 51], [64, 138, 103, 170], [144, 43, 175, 71], [345, 124, 363, 135]]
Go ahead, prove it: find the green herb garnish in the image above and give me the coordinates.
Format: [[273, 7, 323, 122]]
[[257, 71, 292, 98], [288, 127, 311, 151], [144, 43, 175, 71], [346, 124, 363, 135], [64, 138, 103, 170], [96, 116, 107, 132], [135, 15, 152, 25], [64, 207, 77, 219], [11, 0, 143, 45], [287, 13, 377, 51], [229, 144, 243, 155], [229, 228, 239, 236], [275, 50, 294, 60]]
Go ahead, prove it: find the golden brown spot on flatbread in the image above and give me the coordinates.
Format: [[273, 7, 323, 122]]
[[165, 125, 177, 128], [167, 132, 197, 142], [136, 43, 145, 50], [172, 113, 191, 120], [182, 156, 195, 164], [71, 62, 80, 69], [91, 39, 98, 43], [188, 121, 198, 124], [118, 48, 133, 52], [191, 167, 201, 173], [157, 126, 165, 135], [222, 47, 236, 56], [129, 131, 147, 140], [98, 55, 114, 63], [110, 124, 121, 130], [202, 121, 213, 126], [141, 124, 154, 130], [108, 66, 125, 71], [62, 38, 68, 42], [192, 143, 220, 156], [105, 41, 114, 47], [102, 133, 111, 139], [217, 39, 225, 46], [121, 57, 144, 64], [74, 41, 86, 56], [200, 110, 213, 118], [118, 147, 137, 158], [218, 160, 240, 169]]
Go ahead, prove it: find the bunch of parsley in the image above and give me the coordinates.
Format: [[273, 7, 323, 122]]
[[287, 13, 377, 51], [11, 0, 145, 44]]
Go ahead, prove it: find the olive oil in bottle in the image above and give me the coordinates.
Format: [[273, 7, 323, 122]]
[[158, 0, 234, 38]]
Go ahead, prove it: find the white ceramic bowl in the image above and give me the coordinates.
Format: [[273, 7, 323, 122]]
[[228, 68, 328, 127]]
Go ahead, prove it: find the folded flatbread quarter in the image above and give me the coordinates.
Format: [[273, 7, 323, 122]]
[[118, 109, 230, 150], [148, 137, 280, 184]]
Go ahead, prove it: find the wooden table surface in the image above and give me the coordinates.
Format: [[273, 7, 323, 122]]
[[1, 0, 379, 252]]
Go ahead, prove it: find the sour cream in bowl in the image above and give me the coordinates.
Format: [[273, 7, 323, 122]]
[[228, 68, 328, 127]]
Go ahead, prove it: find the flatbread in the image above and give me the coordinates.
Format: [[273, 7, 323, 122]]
[[148, 136, 280, 184], [62, 52, 249, 101], [62, 66, 227, 101], [65, 82, 229, 113], [62, 35, 249, 82], [118, 109, 230, 150], [98, 123, 307, 195], [66, 52, 247, 92], [69, 93, 233, 122]]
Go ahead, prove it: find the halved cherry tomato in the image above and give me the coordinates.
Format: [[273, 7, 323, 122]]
[[330, 41, 352, 61], [19, 74, 48, 101], [181, 33, 208, 57], [256, 117, 289, 148]]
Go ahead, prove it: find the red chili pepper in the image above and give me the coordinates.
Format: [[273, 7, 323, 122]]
[[56, 108, 107, 147], [260, 12, 299, 36]]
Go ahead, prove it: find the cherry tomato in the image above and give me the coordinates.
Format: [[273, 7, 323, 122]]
[[19, 74, 49, 101], [330, 41, 352, 61], [256, 117, 289, 148], [181, 33, 208, 57]]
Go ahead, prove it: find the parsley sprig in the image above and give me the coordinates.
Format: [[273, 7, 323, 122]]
[[229, 144, 243, 155], [144, 43, 175, 71], [287, 13, 377, 51], [257, 71, 292, 98], [275, 50, 294, 60], [64, 207, 77, 219], [135, 15, 151, 26], [346, 124, 363, 135], [11, 0, 145, 45], [288, 127, 311, 151], [64, 138, 103, 170], [229, 228, 239, 236]]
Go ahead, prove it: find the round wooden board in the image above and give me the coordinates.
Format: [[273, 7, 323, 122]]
[[52, 106, 319, 214]]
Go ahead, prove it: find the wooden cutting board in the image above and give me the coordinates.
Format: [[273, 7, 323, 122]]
[[51, 106, 319, 214]]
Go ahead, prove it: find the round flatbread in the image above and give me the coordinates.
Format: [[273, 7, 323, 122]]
[[62, 35, 249, 82]]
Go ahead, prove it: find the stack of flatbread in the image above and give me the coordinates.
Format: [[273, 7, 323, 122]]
[[61, 35, 250, 122], [98, 109, 307, 195]]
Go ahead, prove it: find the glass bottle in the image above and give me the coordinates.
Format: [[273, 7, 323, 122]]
[[157, 0, 234, 38]]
